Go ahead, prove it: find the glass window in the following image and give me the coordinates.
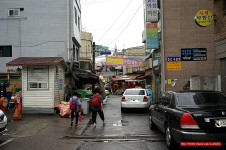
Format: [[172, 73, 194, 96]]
[[124, 89, 145, 95], [176, 92, 226, 107], [8, 9, 20, 17], [27, 66, 49, 90], [78, 16, 81, 31], [74, 7, 77, 25], [0, 46, 12, 57]]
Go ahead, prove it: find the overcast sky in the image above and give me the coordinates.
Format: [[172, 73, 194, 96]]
[[81, 0, 144, 51]]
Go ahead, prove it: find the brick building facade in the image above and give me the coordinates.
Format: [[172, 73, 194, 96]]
[[214, 0, 226, 94]]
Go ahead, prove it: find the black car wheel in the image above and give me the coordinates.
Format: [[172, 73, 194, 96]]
[[165, 124, 177, 149], [149, 114, 156, 130]]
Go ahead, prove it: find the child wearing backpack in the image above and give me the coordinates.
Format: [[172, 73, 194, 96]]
[[91, 87, 105, 127], [69, 92, 82, 127]]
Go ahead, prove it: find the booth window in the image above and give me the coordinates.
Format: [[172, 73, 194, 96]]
[[27, 66, 49, 90]]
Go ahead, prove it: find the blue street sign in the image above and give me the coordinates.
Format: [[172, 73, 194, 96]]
[[100, 51, 111, 55]]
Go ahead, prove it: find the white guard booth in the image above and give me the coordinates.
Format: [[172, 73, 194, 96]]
[[6, 57, 68, 114]]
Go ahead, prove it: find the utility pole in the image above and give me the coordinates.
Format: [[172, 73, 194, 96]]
[[114, 44, 117, 56], [92, 42, 96, 74], [92, 42, 96, 93]]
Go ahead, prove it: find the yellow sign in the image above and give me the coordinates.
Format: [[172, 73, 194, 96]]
[[167, 62, 181, 71], [106, 57, 124, 65], [195, 10, 213, 27], [168, 79, 172, 84]]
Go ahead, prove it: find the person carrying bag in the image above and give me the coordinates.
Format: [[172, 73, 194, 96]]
[[69, 92, 82, 127], [91, 87, 106, 127]]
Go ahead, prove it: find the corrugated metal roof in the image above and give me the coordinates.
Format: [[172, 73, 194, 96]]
[[6, 57, 68, 68]]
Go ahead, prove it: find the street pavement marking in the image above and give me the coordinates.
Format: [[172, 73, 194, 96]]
[[0, 138, 14, 147]]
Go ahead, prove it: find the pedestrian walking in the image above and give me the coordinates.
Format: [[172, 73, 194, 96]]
[[91, 87, 106, 127], [69, 91, 82, 127]]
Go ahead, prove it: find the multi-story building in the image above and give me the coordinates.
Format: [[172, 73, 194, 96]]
[[80, 31, 93, 72], [0, 0, 88, 92], [144, 0, 221, 99], [123, 46, 145, 75], [214, 0, 226, 94]]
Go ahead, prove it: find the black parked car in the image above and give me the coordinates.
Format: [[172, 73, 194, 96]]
[[149, 90, 226, 149]]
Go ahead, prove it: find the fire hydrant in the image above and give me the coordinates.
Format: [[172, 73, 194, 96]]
[[13, 92, 22, 120], [0, 97, 8, 113]]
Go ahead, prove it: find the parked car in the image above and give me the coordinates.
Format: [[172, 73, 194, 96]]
[[121, 88, 150, 112], [0, 109, 7, 135], [149, 90, 226, 149]]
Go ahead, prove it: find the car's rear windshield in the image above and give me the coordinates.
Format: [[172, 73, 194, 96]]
[[124, 89, 145, 95], [176, 92, 226, 107]]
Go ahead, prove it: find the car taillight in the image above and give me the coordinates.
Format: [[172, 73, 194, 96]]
[[121, 96, 125, 102], [180, 113, 200, 129], [143, 96, 148, 102]]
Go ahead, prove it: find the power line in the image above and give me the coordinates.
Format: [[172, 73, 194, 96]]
[[97, 0, 133, 43], [81, 0, 115, 5], [106, 3, 143, 47]]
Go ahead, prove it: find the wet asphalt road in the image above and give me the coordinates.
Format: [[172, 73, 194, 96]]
[[1, 95, 224, 150]]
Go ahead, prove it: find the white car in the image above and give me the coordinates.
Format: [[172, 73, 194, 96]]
[[121, 88, 150, 112], [0, 110, 7, 135]]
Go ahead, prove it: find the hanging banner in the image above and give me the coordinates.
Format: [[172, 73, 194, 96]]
[[146, 0, 158, 22], [106, 57, 143, 67]]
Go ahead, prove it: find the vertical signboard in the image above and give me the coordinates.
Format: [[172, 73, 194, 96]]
[[146, 0, 158, 22], [146, 23, 159, 49]]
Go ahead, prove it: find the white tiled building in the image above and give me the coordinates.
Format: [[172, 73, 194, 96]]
[[0, 0, 82, 74]]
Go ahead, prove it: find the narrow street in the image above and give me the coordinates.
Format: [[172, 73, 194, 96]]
[[1, 95, 226, 150], [81, 95, 162, 138], [0, 95, 167, 150]]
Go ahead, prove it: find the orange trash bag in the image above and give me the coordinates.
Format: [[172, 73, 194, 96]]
[[58, 103, 70, 118]]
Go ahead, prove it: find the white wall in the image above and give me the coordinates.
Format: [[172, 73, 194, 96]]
[[22, 66, 54, 109], [0, 0, 81, 73]]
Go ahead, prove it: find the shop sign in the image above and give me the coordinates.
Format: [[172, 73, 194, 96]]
[[146, 23, 159, 49], [106, 57, 143, 66], [146, 0, 159, 22], [153, 59, 160, 67], [101, 72, 115, 77], [181, 48, 207, 61], [167, 57, 181, 62], [167, 62, 182, 71], [195, 10, 213, 27]]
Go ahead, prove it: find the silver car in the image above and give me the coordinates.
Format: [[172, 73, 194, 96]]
[[0, 110, 7, 135], [121, 88, 150, 112]]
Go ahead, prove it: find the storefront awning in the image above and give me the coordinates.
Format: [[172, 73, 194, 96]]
[[6, 57, 68, 68], [136, 74, 146, 79], [73, 68, 99, 82], [74, 68, 89, 78], [112, 74, 142, 81]]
